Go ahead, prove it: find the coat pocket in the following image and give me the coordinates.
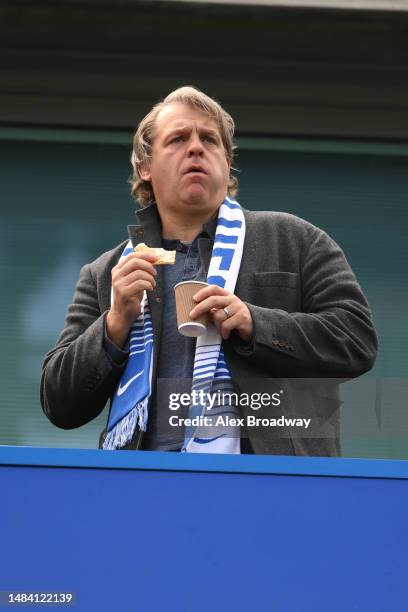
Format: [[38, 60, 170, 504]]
[[247, 271, 300, 311]]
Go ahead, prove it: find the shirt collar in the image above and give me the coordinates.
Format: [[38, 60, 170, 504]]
[[135, 203, 218, 241]]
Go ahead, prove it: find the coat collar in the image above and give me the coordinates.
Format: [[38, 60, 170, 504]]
[[131, 202, 218, 242]]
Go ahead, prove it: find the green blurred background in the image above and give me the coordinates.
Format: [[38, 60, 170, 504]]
[[1, 133, 407, 456]]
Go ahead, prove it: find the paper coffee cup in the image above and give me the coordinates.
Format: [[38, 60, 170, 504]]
[[174, 281, 209, 337]]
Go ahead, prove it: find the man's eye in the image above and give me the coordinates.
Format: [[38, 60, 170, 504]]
[[204, 136, 217, 144], [169, 135, 183, 143]]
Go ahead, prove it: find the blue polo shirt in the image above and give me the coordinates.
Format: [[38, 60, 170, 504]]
[[141, 232, 209, 450]]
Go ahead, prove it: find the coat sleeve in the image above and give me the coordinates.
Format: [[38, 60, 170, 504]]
[[40, 263, 127, 429], [231, 227, 378, 378]]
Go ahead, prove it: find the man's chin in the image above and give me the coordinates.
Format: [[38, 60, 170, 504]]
[[180, 192, 209, 208], [181, 187, 222, 210]]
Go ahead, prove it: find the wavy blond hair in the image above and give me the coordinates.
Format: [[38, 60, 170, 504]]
[[129, 86, 238, 207]]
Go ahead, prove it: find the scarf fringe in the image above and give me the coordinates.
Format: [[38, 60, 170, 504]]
[[103, 397, 148, 450]]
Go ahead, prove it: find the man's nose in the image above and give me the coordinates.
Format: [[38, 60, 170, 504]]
[[187, 133, 204, 156]]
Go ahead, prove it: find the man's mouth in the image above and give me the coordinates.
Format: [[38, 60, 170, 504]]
[[184, 166, 207, 175]]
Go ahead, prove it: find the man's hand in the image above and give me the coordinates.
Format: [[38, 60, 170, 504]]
[[106, 252, 158, 347], [190, 285, 254, 342]]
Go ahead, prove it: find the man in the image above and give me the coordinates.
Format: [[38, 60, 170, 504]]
[[41, 86, 377, 455]]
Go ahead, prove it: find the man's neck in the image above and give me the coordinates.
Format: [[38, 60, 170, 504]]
[[160, 208, 217, 242]]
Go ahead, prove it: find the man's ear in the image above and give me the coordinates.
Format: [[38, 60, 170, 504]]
[[227, 157, 232, 180], [138, 163, 151, 182]]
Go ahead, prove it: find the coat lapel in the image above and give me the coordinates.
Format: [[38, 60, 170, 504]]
[[235, 208, 253, 298]]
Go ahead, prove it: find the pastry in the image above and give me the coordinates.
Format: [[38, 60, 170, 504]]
[[134, 242, 176, 265]]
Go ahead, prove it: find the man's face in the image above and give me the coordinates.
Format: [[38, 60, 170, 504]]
[[139, 102, 231, 218]]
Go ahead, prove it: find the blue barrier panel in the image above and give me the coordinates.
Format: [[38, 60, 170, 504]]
[[1, 446, 408, 612]]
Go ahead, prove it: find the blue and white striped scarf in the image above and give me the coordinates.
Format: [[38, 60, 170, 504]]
[[103, 197, 245, 453]]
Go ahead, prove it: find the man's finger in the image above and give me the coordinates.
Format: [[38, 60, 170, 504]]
[[190, 296, 233, 318], [211, 306, 234, 324], [115, 269, 157, 290], [114, 254, 158, 278], [116, 251, 159, 270], [192, 284, 228, 302], [119, 279, 156, 296]]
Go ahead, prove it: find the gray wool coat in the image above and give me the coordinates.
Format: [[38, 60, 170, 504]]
[[41, 204, 378, 456]]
